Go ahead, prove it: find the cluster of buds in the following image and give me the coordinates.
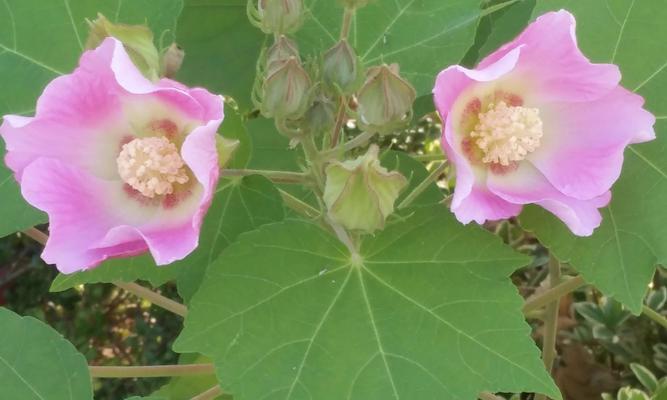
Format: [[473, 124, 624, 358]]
[[248, 0, 305, 35], [323, 145, 408, 233]]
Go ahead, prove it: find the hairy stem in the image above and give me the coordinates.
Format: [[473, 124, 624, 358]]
[[522, 275, 586, 314], [114, 281, 188, 317], [89, 364, 214, 378], [642, 305, 667, 330], [321, 131, 376, 159], [220, 168, 310, 184], [398, 161, 446, 209], [300, 134, 325, 190], [340, 8, 354, 40], [191, 385, 225, 400], [534, 256, 562, 400], [330, 97, 348, 148]]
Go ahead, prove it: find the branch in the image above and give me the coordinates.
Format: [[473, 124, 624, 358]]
[[398, 161, 446, 209], [221, 168, 310, 184], [191, 385, 225, 400], [522, 275, 586, 314], [89, 364, 214, 378], [642, 305, 667, 330], [534, 257, 561, 400]]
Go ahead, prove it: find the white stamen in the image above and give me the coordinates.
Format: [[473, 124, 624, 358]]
[[470, 101, 543, 166], [117, 137, 189, 198]]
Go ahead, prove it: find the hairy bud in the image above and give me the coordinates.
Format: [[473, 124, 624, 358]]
[[86, 13, 160, 81], [216, 136, 241, 169], [265, 35, 301, 69], [161, 43, 185, 79], [249, 0, 304, 34], [304, 95, 336, 134], [356, 64, 417, 135], [324, 145, 408, 233], [322, 40, 360, 94], [260, 57, 312, 120]]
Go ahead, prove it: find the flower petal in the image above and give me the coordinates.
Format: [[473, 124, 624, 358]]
[[480, 10, 620, 102], [529, 87, 656, 200]]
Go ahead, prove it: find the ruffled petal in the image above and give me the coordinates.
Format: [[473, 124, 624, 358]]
[[479, 10, 620, 102], [528, 87, 656, 199], [487, 162, 610, 236]]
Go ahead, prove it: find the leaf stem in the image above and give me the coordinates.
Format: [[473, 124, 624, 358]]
[[279, 189, 321, 219], [320, 131, 376, 159], [397, 161, 446, 209], [642, 305, 667, 330], [411, 153, 446, 162], [220, 168, 310, 184], [480, 0, 520, 17], [300, 134, 326, 190], [191, 385, 225, 400], [522, 275, 586, 314], [89, 364, 214, 378], [340, 8, 354, 40], [22, 227, 48, 245], [330, 97, 348, 148], [114, 281, 188, 317], [534, 256, 561, 400]]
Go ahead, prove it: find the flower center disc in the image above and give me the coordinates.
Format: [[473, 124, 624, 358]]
[[470, 101, 543, 166], [117, 137, 189, 198]]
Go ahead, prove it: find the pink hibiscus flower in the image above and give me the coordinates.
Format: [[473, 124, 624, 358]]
[[433, 10, 655, 236], [0, 38, 224, 272]]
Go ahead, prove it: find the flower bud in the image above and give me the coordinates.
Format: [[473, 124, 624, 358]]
[[161, 43, 185, 79], [356, 64, 417, 135], [216, 136, 240, 169], [265, 35, 300, 70], [303, 95, 336, 134], [86, 13, 160, 81], [260, 57, 312, 119], [249, 0, 304, 34], [322, 39, 360, 94], [324, 145, 408, 233]]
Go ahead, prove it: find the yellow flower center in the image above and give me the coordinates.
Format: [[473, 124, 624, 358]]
[[117, 137, 189, 198], [470, 101, 543, 166]]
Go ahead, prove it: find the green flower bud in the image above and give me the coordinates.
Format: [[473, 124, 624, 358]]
[[322, 39, 360, 94], [260, 57, 312, 120], [324, 145, 408, 233], [265, 35, 300, 71], [161, 43, 185, 79], [216, 136, 240, 169], [303, 95, 336, 134], [249, 0, 304, 34], [356, 64, 417, 135], [86, 13, 160, 81]]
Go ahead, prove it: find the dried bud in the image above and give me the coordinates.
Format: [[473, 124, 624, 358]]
[[265, 35, 300, 70], [261, 57, 312, 120], [337, 0, 372, 10], [356, 64, 417, 135], [86, 13, 160, 81], [249, 0, 304, 34], [324, 145, 408, 233], [216, 136, 240, 169], [161, 43, 185, 79], [303, 95, 336, 134], [322, 39, 360, 94]]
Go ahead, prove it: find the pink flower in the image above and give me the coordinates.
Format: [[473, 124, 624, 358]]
[[433, 10, 655, 236], [0, 38, 224, 272]]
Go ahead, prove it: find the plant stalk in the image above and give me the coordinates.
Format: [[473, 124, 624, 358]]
[[340, 8, 354, 40], [534, 256, 562, 400], [398, 161, 446, 209], [522, 275, 586, 314], [642, 305, 667, 330], [320, 130, 376, 159], [330, 97, 348, 148], [220, 168, 309, 184], [89, 364, 214, 378], [279, 189, 321, 219], [114, 281, 188, 317], [191, 385, 225, 400]]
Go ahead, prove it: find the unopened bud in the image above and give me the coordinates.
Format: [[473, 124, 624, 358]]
[[86, 13, 160, 81], [324, 145, 407, 233], [356, 64, 416, 135], [261, 57, 312, 119], [322, 40, 360, 94], [265, 35, 300, 70], [249, 0, 304, 34], [304, 95, 336, 134], [216, 136, 240, 169], [161, 43, 185, 79]]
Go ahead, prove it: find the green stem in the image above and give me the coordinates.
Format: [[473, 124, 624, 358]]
[[330, 97, 348, 148], [411, 153, 446, 162], [398, 161, 446, 209], [114, 281, 188, 317], [522, 275, 586, 314], [480, 0, 519, 17], [642, 305, 667, 330], [89, 364, 214, 378], [221, 168, 310, 184], [321, 131, 376, 159], [340, 8, 354, 40], [300, 135, 325, 190], [191, 385, 225, 400], [534, 256, 562, 400], [22, 227, 47, 245], [279, 189, 321, 219]]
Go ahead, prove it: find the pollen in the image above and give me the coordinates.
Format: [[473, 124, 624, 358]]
[[470, 101, 543, 166], [117, 137, 189, 198]]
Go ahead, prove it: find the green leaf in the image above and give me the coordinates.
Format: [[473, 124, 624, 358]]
[[0, 307, 92, 399], [380, 150, 443, 207], [174, 206, 559, 399], [630, 363, 659, 394], [520, 1, 667, 313], [0, 0, 183, 237], [221, 103, 252, 169], [50, 176, 285, 302]]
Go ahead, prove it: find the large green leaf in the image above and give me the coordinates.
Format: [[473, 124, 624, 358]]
[[520, 1, 667, 313], [176, 0, 484, 110], [0, 0, 183, 237], [174, 206, 559, 399], [0, 307, 92, 399], [51, 176, 285, 302]]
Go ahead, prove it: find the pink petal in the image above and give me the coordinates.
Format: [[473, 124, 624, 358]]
[[479, 10, 620, 102], [451, 185, 523, 225], [487, 162, 610, 236], [528, 87, 655, 200]]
